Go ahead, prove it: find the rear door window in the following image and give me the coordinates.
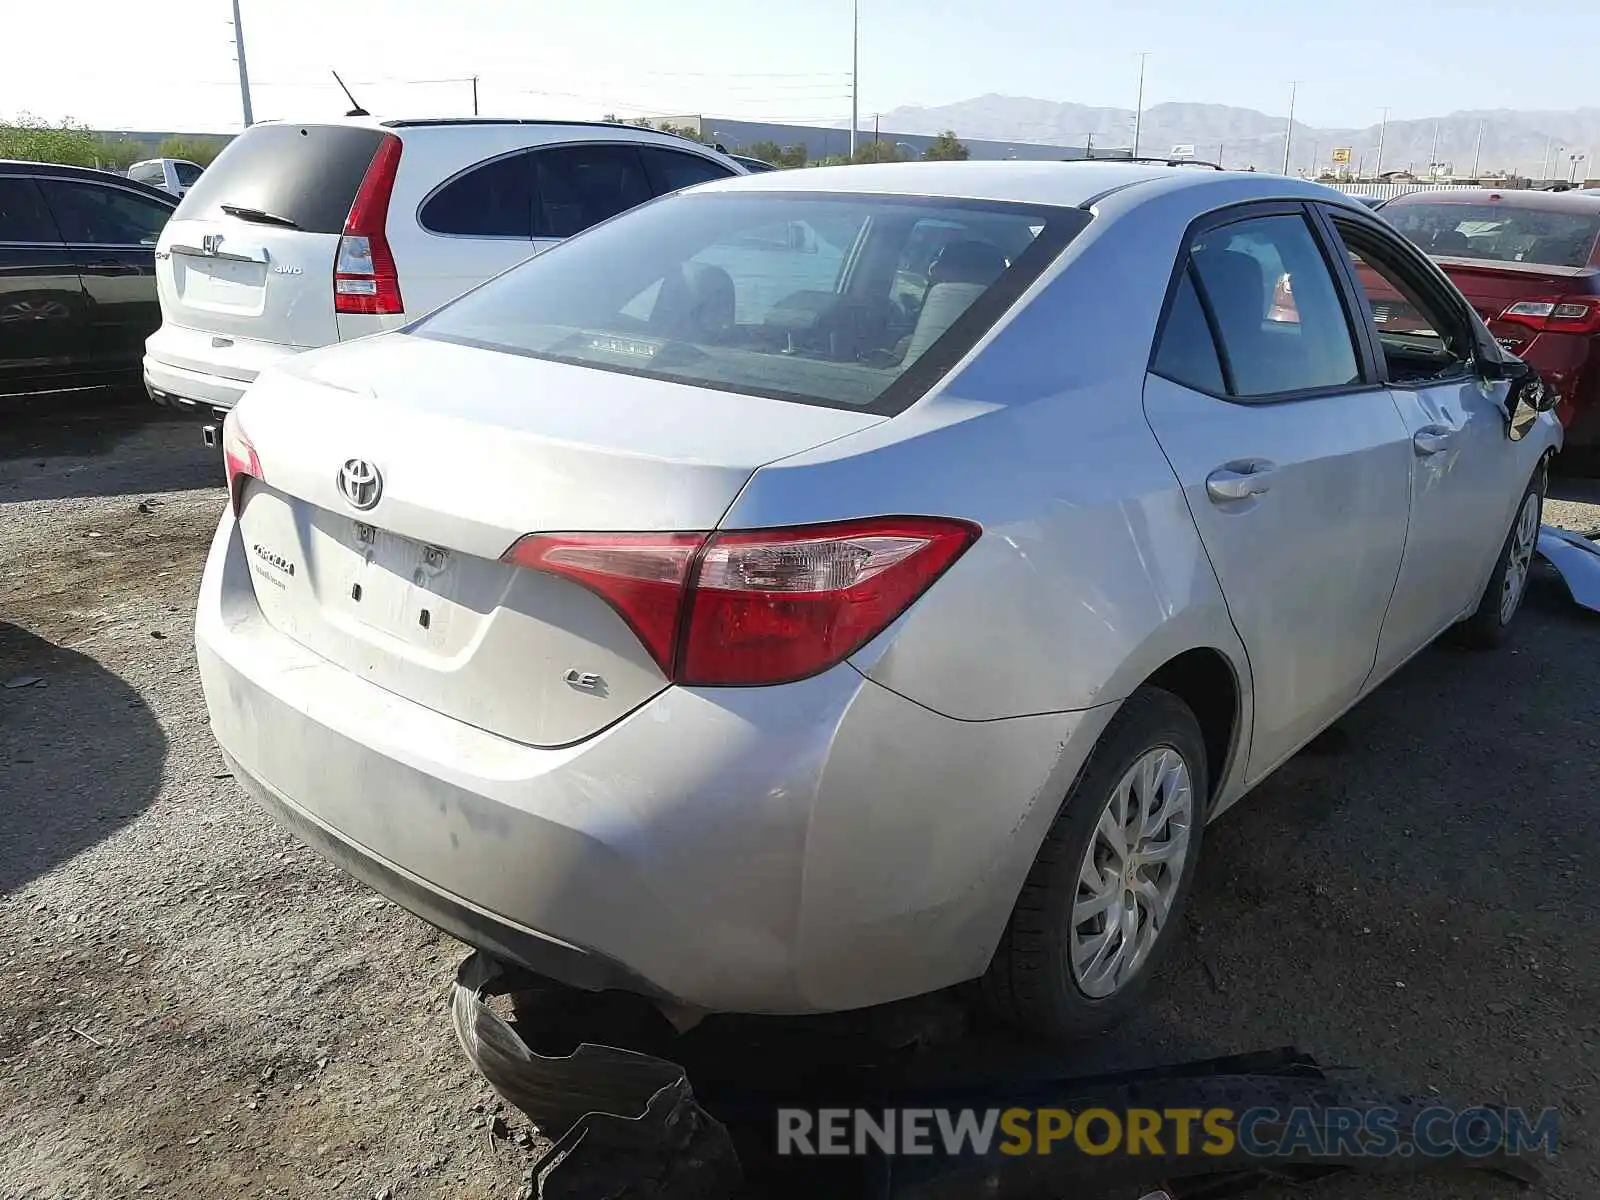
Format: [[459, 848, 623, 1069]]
[[0, 176, 62, 242], [172, 123, 385, 234], [533, 145, 653, 239], [638, 146, 736, 195], [1188, 213, 1360, 399], [173, 162, 204, 187], [38, 181, 172, 245], [1151, 268, 1226, 394], [420, 153, 535, 237]]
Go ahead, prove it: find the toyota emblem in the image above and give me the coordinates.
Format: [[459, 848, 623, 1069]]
[[337, 458, 383, 510]]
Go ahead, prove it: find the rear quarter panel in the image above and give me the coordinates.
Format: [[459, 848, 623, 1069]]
[[725, 180, 1259, 799]]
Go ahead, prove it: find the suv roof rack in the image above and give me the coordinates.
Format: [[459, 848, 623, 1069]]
[[382, 117, 641, 131], [1112, 156, 1225, 170]]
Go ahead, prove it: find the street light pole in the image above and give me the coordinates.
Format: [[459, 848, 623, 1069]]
[[1281, 81, 1297, 175], [1471, 120, 1484, 178], [1374, 106, 1388, 179], [1132, 52, 1148, 158], [231, 0, 254, 127], [849, 0, 859, 159]]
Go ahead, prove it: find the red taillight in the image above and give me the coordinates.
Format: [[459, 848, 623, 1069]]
[[334, 134, 404, 316], [501, 517, 980, 687], [503, 532, 706, 673], [1499, 295, 1600, 336], [220, 410, 261, 516]]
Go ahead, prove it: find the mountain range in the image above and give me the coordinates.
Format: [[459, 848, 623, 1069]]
[[875, 95, 1600, 179]]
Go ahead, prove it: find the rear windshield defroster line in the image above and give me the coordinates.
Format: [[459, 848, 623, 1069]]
[[173, 124, 386, 236], [410, 191, 1091, 416]]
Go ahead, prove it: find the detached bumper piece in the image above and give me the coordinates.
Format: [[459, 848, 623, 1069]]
[[450, 952, 741, 1200], [1538, 523, 1600, 612], [453, 951, 1543, 1200]]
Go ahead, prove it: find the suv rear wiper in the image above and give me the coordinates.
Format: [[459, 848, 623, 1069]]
[[220, 203, 300, 229]]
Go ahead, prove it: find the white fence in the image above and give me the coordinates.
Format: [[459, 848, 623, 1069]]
[[1318, 181, 1507, 201]]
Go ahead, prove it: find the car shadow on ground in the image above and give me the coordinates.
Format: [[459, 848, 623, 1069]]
[[0, 621, 167, 894], [0, 393, 220, 504]]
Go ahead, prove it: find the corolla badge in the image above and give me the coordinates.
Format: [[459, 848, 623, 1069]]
[[337, 459, 383, 510]]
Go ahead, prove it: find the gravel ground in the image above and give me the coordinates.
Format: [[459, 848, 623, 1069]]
[[1, 398, 1597, 1200]]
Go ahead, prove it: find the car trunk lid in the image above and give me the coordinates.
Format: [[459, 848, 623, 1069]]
[[155, 123, 391, 355], [231, 334, 885, 747], [1430, 258, 1600, 352]]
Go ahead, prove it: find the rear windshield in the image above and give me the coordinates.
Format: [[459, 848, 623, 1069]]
[[172, 124, 384, 235], [1385, 201, 1600, 269], [412, 190, 1086, 414]]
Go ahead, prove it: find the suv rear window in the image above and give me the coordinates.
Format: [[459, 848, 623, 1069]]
[[173, 124, 385, 235], [413, 191, 1086, 414], [1385, 201, 1600, 269]]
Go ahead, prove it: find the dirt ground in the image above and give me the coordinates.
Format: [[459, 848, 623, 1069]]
[[2, 398, 1598, 1200]]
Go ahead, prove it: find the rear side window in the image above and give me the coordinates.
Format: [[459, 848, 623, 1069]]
[[533, 145, 652, 239], [414, 191, 1086, 415], [0, 176, 61, 242], [638, 147, 735, 195], [173, 162, 204, 187], [173, 123, 385, 235], [1385, 201, 1600, 268], [1188, 214, 1360, 399], [420, 153, 534, 237], [128, 162, 165, 186], [1152, 268, 1225, 394], [38, 181, 172, 245]]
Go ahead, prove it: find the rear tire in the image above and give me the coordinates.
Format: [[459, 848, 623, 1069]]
[[1452, 462, 1545, 650], [981, 687, 1207, 1042]]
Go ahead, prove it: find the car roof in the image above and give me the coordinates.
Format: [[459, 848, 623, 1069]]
[[0, 159, 177, 201], [1382, 187, 1600, 212], [688, 159, 1361, 210]]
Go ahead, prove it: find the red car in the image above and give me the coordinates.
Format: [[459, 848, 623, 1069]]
[[1378, 188, 1600, 449]]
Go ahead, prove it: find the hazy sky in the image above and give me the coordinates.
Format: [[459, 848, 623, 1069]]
[[8, 0, 1600, 135]]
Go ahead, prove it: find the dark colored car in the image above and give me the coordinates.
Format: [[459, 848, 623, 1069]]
[[1377, 188, 1600, 447], [0, 161, 174, 398], [1353, 195, 1386, 209]]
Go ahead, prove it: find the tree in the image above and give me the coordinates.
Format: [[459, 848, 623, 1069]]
[[921, 130, 969, 162], [0, 113, 101, 167], [736, 140, 808, 169], [157, 136, 226, 167], [852, 140, 908, 164]]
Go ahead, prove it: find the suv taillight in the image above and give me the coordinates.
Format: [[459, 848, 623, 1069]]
[[501, 518, 979, 686], [334, 133, 404, 316], [220, 410, 261, 516], [1499, 295, 1600, 336]]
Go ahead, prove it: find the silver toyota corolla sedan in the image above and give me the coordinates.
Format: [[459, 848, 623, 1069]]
[[198, 161, 1561, 1041]]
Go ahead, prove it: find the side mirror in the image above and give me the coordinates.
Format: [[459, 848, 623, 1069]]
[[1504, 369, 1559, 442]]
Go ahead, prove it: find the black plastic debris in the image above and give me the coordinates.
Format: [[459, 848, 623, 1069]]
[[451, 951, 742, 1200]]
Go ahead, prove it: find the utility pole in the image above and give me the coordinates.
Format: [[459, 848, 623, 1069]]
[[874, 112, 880, 146], [1085, 132, 1094, 160], [230, 0, 254, 127], [471, 75, 479, 116], [1471, 120, 1484, 178], [849, 0, 859, 159], [1132, 52, 1149, 158], [1542, 138, 1556, 182], [1217, 142, 1224, 168], [1308, 140, 1318, 177], [1429, 119, 1439, 176], [1374, 106, 1388, 179], [1281, 81, 1297, 175]]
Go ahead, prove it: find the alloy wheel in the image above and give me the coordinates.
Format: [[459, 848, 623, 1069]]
[[1069, 746, 1194, 999], [1500, 491, 1540, 625]]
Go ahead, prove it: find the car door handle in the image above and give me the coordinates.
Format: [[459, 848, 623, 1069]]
[[1412, 425, 1456, 456], [1205, 462, 1277, 503]]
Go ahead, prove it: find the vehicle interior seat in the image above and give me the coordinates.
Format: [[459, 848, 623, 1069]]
[[652, 262, 736, 341], [1192, 247, 1274, 393], [895, 240, 1009, 364], [1428, 228, 1472, 256]]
